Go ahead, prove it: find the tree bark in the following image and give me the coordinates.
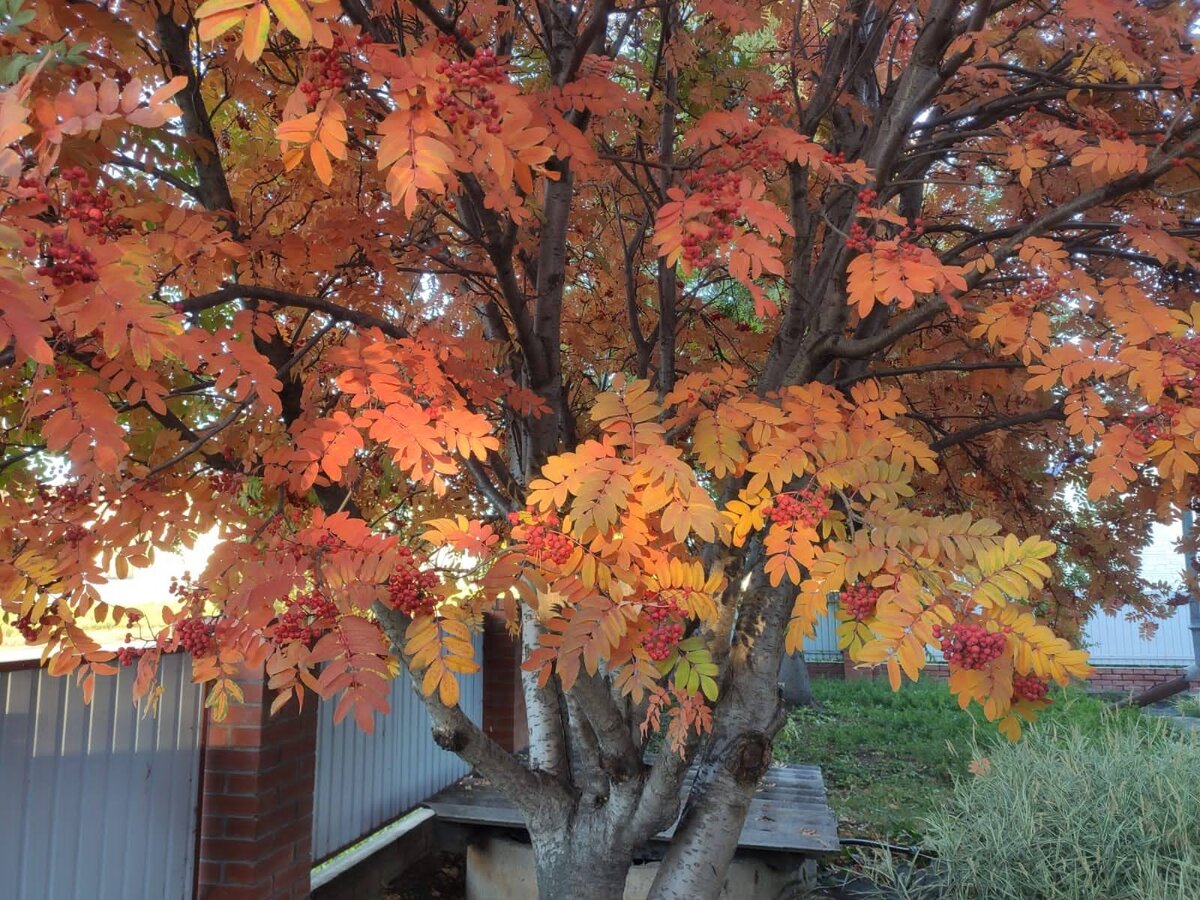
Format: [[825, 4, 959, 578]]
[[647, 580, 792, 900], [529, 809, 636, 900], [778, 652, 815, 709]]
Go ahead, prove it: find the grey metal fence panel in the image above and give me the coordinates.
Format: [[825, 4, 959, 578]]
[[802, 601, 842, 662], [0, 653, 204, 900], [312, 635, 483, 862], [1083, 604, 1195, 666]]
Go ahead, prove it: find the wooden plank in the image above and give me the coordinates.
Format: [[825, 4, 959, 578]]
[[423, 762, 840, 855]]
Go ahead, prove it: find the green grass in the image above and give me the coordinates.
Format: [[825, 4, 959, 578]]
[[1175, 693, 1200, 717], [773, 677, 1140, 842]]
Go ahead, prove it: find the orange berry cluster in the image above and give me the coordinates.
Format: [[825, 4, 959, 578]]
[[386, 547, 440, 616], [175, 617, 214, 656], [434, 48, 505, 134], [765, 487, 831, 527], [840, 583, 881, 620], [274, 589, 338, 647], [1009, 277, 1060, 317], [1011, 672, 1049, 703], [934, 622, 1009, 670]]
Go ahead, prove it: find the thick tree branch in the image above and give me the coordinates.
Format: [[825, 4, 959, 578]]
[[930, 402, 1065, 452], [182, 285, 411, 339]]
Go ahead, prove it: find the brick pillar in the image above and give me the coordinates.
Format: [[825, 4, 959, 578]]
[[197, 666, 318, 900], [481, 614, 528, 752]]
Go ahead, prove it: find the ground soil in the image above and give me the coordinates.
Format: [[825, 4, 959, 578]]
[[384, 850, 466, 900]]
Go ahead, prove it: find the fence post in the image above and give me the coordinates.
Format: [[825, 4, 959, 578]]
[[196, 664, 318, 900], [481, 614, 528, 752]]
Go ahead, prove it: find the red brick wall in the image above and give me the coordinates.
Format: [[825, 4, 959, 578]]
[[197, 666, 318, 900], [482, 615, 528, 753], [832, 658, 1197, 695], [1085, 665, 1195, 694]]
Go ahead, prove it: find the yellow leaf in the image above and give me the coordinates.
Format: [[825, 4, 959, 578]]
[[268, 0, 312, 43], [242, 4, 270, 62]]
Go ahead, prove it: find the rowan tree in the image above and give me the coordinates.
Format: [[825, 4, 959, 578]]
[[1, 0, 1198, 895]]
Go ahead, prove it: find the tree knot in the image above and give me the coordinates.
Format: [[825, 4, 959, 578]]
[[431, 725, 468, 754], [725, 731, 772, 785]]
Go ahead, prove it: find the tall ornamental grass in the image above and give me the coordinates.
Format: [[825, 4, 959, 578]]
[[855, 716, 1200, 899]]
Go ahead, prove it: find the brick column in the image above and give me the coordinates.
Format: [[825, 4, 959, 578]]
[[196, 666, 318, 900], [481, 614, 528, 752]]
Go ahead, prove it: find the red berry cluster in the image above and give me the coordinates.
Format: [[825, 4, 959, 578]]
[[840, 583, 881, 620], [1009, 276, 1060, 317], [644, 621, 684, 661], [644, 593, 683, 623], [299, 34, 362, 106], [175, 617, 214, 656], [523, 523, 573, 566], [823, 149, 847, 165], [63, 523, 88, 547], [846, 222, 875, 252], [13, 614, 40, 642], [316, 533, 348, 553], [1088, 114, 1130, 142], [765, 487, 831, 527], [678, 169, 744, 267], [1011, 672, 1049, 703], [274, 590, 338, 646], [40, 483, 88, 507], [168, 574, 210, 608], [117, 646, 144, 667], [35, 228, 99, 286], [641, 592, 687, 660], [934, 622, 1009, 670], [1124, 399, 1180, 444], [750, 88, 789, 123], [434, 48, 505, 133], [211, 472, 243, 496], [57, 166, 130, 239], [854, 187, 879, 214], [386, 547, 440, 616]]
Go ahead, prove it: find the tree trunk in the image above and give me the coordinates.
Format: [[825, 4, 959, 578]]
[[647, 580, 792, 900], [529, 811, 635, 900], [778, 652, 814, 708]]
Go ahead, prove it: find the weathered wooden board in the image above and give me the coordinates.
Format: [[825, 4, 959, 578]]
[[424, 763, 840, 854]]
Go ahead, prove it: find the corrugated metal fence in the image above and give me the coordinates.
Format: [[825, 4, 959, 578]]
[[1082, 605, 1195, 665], [802, 600, 842, 662], [311, 636, 484, 863], [0, 653, 204, 900]]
